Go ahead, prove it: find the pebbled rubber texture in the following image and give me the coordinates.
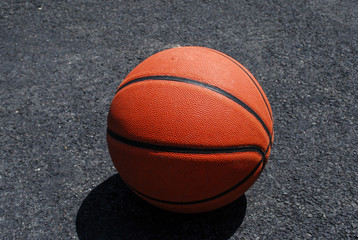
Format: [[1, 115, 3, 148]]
[[120, 47, 273, 135], [107, 46, 273, 213], [107, 134, 265, 213], [107, 128, 265, 154]]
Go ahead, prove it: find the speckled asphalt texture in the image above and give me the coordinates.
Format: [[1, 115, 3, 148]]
[[1, 1, 357, 239]]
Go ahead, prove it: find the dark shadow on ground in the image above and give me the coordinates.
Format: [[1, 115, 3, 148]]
[[76, 174, 247, 240]]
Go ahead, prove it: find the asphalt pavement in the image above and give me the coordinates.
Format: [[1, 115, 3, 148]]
[[1, 0, 357, 239]]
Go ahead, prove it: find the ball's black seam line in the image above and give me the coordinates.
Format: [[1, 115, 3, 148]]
[[260, 139, 273, 175], [201, 47, 273, 121], [115, 75, 271, 141], [264, 129, 274, 156], [125, 156, 264, 205], [107, 128, 265, 155]]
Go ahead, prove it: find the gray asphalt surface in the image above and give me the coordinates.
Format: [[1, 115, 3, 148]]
[[1, 1, 357, 239]]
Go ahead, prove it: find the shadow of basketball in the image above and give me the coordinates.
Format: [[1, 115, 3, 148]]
[[76, 174, 247, 240]]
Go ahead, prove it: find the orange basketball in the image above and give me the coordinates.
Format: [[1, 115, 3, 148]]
[[107, 46, 274, 213]]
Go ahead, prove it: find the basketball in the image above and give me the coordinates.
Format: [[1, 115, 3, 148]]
[[107, 46, 274, 213]]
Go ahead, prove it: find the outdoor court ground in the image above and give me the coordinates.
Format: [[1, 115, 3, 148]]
[[1, 1, 357, 239]]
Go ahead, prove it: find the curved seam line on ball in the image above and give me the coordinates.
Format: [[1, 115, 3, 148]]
[[107, 128, 265, 155], [115, 75, 271, 142], [260, 140, 272, 175], [126, 157, 264, 205], [201, 47, 273, 121]]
